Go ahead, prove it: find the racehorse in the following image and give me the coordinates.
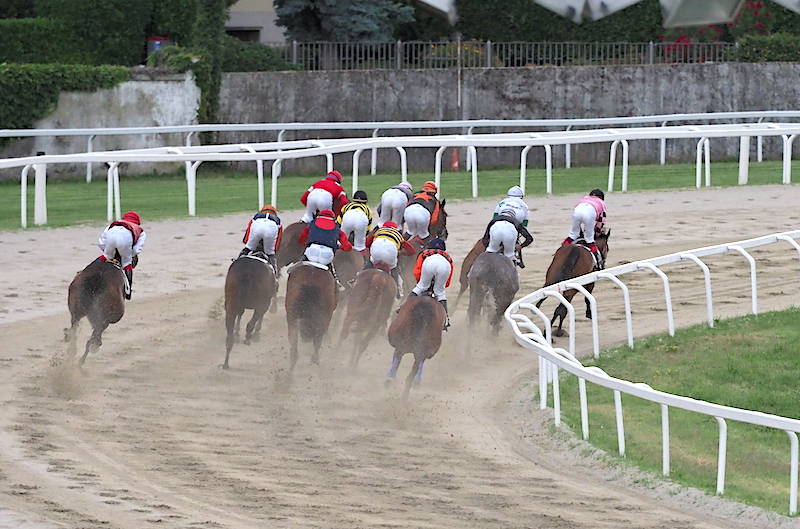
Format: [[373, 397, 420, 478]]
[[536, 231, 610, 337], [386, 294, 446, 398], [64, 258, 126, 365], [285, 263, 337, 369], [339, 268, 397, 367], [456, 236, 525, 307], [427, 198, 449, 240], [277, 220, 363, 285], [467, 252, 519, 335], [223, 253, 278, 369]]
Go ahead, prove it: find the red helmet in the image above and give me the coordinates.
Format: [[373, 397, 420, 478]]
[[318, 209, 335, 219], [383, 221, 398, 229], [327, 170, 343, 183], [121, 211, 141, 225]]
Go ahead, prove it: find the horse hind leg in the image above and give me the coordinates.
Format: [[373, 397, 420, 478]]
[[287, 318, 299, 371], [64, 316, 80, 357], [310, 332, 323, 366], [385, 350, 402, 386], [244, 309, 265, 345], [403, 356, 423, 400], [223, 307, 237, 370], [552, 304, 568, 337], [80, 323, 107, 366]]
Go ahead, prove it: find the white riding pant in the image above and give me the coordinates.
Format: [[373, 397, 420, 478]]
[[568, 202, 597, 244], [403, 203, 431, 239], [101, 226, 134, 268], [412, 254, 450, 301], [303, 243, 335, 266], [245, 218, 279, 255], [369, 238, 399, 269], [340, 209, 369, 251], [301, 188, 333, 223], [379, 188, 408, 227], [486, 220, 518, 259]]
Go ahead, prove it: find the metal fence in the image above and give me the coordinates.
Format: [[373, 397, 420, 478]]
[[269, 40, 737, 71]]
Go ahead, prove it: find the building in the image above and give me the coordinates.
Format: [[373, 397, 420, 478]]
[[226, 0, 285, 44]]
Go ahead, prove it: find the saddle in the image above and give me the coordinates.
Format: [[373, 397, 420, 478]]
[[285, 260, 329, 274], [242, 251, 270, 265], [574, 239, 604, 270]]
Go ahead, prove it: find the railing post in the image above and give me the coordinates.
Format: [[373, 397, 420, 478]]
[[292, 40, 298, 64], [113, 164, 121, 220], [371, 128, 379, 175], [564, 126, 572, 168], [396, 40, 402, 69], [519, 145, 532, 194], [614, 390, 625, 456], [270, 159, 280, 206], [578, 377, 589, 440], [186, 161, 202, 216], [727, 245, 758, 314], [661, 404, 670, 476], [659, 121, 668, 165], [544, 145, 553, 195], [565, 282, 598, 358], [20, 164, 31, 229], [396, 146, 408, 184], [33, 154, 47, 226], [679, 253, 714, 327], [738, 136, 750, 185], [351, 149, 363, 195], [715, 417, 728, 495], [597, 273, 634, 349], [468, 145, 478, 198], [648, 41, 654, 64], [86, 134, 96, 183], [485, 40, 492, 68], [434, 146, 446, 195], [788, 431, 799, 516], [106, 162, 118, 222], [757, 116, 764, 162], [636, 262, 674, 336], [783, 134, 796, 184]]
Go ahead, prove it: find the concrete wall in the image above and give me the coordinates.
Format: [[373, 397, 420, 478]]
[[218, 63, 800, 175], [1, 70, 200, 180]]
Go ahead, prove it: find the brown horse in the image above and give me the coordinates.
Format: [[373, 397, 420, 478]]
[[277, 220, 364, 285], [386, 294, 446, 398], [426, 198, 449, 240], [285, 264, 337, 368], [467, 252, 519, 335], [536, 231, 610, 337], [223, 254, 278, 369], [339, 268, 397, 367], [65, 258, 126, 365]]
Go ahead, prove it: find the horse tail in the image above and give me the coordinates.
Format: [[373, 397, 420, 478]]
[[555, 246, 582, 283]]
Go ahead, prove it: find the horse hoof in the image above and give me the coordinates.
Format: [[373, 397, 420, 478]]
[[384, 377, 394, 387], [222, 363, 229, 370], [243, 338, 251, 346], [585, 312, 593, 320], [553, 329, 566, 337]]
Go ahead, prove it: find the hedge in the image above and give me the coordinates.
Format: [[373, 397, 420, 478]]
[[220, 36, 299, 72], [0, 64, 130, 131], [735, 33, 800, 61], [0, 18, 89, 64]]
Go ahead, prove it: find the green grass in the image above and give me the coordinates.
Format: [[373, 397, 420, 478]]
[[559, 307, 800, 514], [2, 159, 797, 230]]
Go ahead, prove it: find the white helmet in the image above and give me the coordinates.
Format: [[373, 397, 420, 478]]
[[398, 181, 412, 191], [507, 185, 524, 198]]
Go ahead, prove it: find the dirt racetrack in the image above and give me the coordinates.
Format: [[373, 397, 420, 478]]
[[1, 185, 800, 529]]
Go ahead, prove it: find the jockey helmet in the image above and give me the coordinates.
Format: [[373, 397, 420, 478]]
[[327, 170, 343, 183], [260, 204, 277, 214], [422, 181, 438, 194], [383, 221, 398, 229], [397, 181, 412, 191], [507, 185, 524, 198], [317, 209, 335, 220], [121, 211, 141, 225], [589, 188, 605, 200], [353, 190, 368, 202], [427, 237, 446, 251]]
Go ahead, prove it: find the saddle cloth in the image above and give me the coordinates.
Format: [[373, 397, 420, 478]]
[[285, 260, 328, 274]]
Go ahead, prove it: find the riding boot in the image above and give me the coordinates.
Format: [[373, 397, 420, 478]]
[[124, 268, 133, 300], [561, 237, 574, 247], [439, 299, 451, 331], [329, 262, 346, 292]]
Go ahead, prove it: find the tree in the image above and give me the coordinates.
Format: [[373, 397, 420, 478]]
[[275, 0, 415, 41]]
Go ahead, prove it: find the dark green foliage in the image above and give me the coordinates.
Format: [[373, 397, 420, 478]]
[[455, 0, 664, 42], [275, 0, 415, 41], [0, 64, 130, 130], [735, 32, 800, 61], [0, 0, 35, 18], [220, 36, 299, 72], [191, 0, 227, 123], [36, 0, 153, 66], [146, 0, 198, 46], [0, 18, 89, 64]]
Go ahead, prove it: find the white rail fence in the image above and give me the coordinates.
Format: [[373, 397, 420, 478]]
[[5, 122, 800, 228], [504, 231, 800, 515], [4, 110, 800, 183]]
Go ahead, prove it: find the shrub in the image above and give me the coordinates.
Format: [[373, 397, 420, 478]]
[[0, 64, 130, 131], [0, 18, 89, 64], [735, 33, 800, 61], [220, 36, 298, 72], [147, 0, 198, 46]]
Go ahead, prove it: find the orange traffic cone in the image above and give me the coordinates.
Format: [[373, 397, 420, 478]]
[[449, 147, 459, 171]]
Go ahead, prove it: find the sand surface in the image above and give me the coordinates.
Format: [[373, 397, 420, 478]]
[[0, 184, 799, 528]]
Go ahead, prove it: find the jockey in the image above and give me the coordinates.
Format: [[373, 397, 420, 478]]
[[493, 185, 529, 226], [239, 204, 282, 275], [336, 190, 373, 252], [97, 210, 146, 300], [365, 221, 417, 296], [482, 207, 534, 267], [404, 181, 442, 241], [300, 170, 349, 223], [409, 237, 453, 330], [298, 208, 353, 290], [377, 181, 413, 227], [562, 188, 607, 268]]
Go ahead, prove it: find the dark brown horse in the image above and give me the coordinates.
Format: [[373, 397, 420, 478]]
[[427, 198, 449, 240], [277, 220, 364, 285], [285, 264, 337, 368], [456, 235, 525, 307], [65, 258, 126, 365], [223, 254, 278, 369], [339, 268, 397, 367], [467, 252, 519, 335], [386, 294, 446, 398], [536, 231, 610, 337]]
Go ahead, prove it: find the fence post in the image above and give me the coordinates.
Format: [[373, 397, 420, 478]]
[[715, 417, 728, 495], [396, 40, 402, 69], [86, 134, 96, 183], [33, 153, 47, 226], [485, 40, 492, 68], [291, 40, 298, 64], [648, 41, 654, 64], [20, 165, 31, 229], [661, 404, 670, 475], [738, 136, 750, 185], [614, 390, 625, 456], [788, 431, 799, 516]]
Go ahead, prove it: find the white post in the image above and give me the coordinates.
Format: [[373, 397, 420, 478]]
[[106, 163, 117, 222], [727, 245, 758, 314], [239, 146, 263, 209], [33, 161, 47, 226], [564, 126, 572, 168], [552, 363, 561, 426], [621, 139, 629, 192], [636, 262, 674, 336], [704, 137, 711, 187], [738, 136, 750, 185], [544, 144, 553, 195], [578, 378, 589, 440], [659, 121, 668, 165], [465, 126, 475, 171], [396, 146, 408, 183], [371, 128, 379, 175], [608, 140, 620, 192], [661, 404, 670, 476], [468, 145, 478, 198], [679, 253, 714, 327], [187, 161, 202, 216], [276, 129, 286, 178], [20, 165, 31, 229], [113, 165, 121, 220], [614, 390, 625, 456], [545, 290, 576, 354], [783, 134, 796, 184], [788, 431, 799, 516], [715, 416, 728, 495], [352, 149, 363, 195], [757, 116, 764, 163], [695, 137, 706, 189], [565, 282, 599, 358], [598, 273, 634, 349], [434, 146, 446, 196], [271, 159, 280, 206], [86, 134, 96, 183], [777, 234, 800, 262], [520, 302, 552, 410], [185, 131, 195, 147], [519, 145, 532, 195]]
